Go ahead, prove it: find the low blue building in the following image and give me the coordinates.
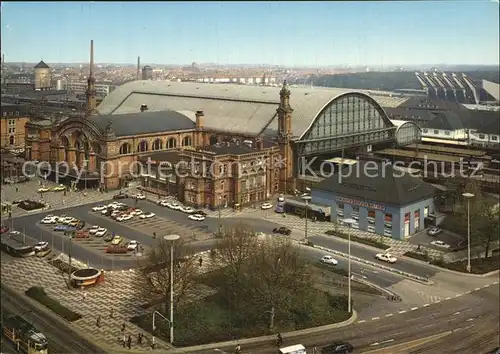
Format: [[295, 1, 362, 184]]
[[311, 162, 438, 240]]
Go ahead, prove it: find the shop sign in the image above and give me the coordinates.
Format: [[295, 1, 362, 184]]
[[336, 196, 385, 211]]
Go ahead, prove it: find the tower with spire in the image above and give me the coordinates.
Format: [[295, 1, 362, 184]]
[[277, 80, 294, 187], [85, 40, 97, 116]]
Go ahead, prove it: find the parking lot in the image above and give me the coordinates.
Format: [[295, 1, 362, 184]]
[[409, 228, 464, 251]]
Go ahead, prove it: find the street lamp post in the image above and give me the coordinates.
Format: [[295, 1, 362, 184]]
[[163, 234, 180, 344], [302, 195, 312, 242], [462, 192, 474, 273], [218, 196, 222, 236], [343, 218, 356, 314]]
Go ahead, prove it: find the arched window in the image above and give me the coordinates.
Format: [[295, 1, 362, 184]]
[[182, 136, 192, 147], [9, 135, 14, 145], [137, 140, 148, 152], [167, 138, 177, 149], [119, 143, 131, 154], [152, 139, 162, 150]]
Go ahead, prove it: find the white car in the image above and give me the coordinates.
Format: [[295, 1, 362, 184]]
[[8, 230, 21, 236], [157, 199, 168, 205], [61, 217, 76, 224], [375, 253, 398, 264], [134, 194, 146, 200], [430, 240, 450, 249], [34, 241, 49, 251], [180, 206, 195, 214], [188, 214, 205, 221], [131, 209, 143, 216], [127, 240, 139, 251], [41, 216, 57, 224], [95, 228, 108, 237], [160, 200, 170, 207], [261, 203, 273, 210], [92, 205, 107, 212], [320, 255, 338, 265], [139, 212, 155, 219], [168, 202, 181, 210], [89, 225, 100, 234], [117, 214, 133, 222]]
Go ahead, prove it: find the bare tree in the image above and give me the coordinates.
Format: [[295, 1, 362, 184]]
[[244, 237, 313, 332], [138, 239, 199, 311]]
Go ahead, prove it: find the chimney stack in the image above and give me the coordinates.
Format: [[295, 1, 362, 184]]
[[255, 137, 264, 150], [137, 56, 141, 80], [195, 110, 204, 129]]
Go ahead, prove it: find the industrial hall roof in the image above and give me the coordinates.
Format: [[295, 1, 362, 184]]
[[96, 81, 409, 138], [34, 60, 50, 69], [314, 161, 437, 207], [88, 110, 195, 137]]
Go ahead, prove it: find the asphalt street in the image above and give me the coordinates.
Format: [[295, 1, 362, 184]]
[[187, 286, 499, 354], [9, 199, 439, 280], [1, 286, 108, 354]]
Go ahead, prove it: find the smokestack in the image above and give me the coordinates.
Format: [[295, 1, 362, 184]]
[[137, 56, 141, 80], [89, 40, 94, 76]]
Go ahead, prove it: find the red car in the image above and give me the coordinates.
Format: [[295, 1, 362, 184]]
[[106, 246, 128, 254], [0, 225, 9, 234], [74, 230, 90, 239]]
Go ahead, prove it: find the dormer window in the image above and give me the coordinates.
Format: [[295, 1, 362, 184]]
[[140, 104, 148, 112]]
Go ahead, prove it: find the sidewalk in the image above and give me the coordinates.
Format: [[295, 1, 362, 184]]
[[0, 251, 217, 352]]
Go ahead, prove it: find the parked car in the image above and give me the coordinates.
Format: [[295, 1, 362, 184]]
[[33, 241, 49, 252], [0, 225, 9, 234], [375, 253, 397, 264], [95, 228, 108, 237], [320, 255, 338, 266], [273, 227, 292, 236], [74, 230, 90, 239], [111, 235, 122, 245], [130, 209, 143, 216], [133, 193, 146, 200], [261, 202, 273, 210], [88, 225, 100, 234], [92, 205, 107, 212], [188, 214, 206, 221], [40, 216, 57, 224], [321, 341, 354, 353], [54, 225, 70, 232], [139, 212, 155, 219], [117, 214, 133, 222], [427, 227, 442, 236], [430, 240, 450, 248], [113, 193, 128, 200], [168, 202, 182, 210], [104, 234, 115, 242], [194, 210, 207, 217], [180, 206, 195, 214], [127, 240, 139, 251], [106, 246, 128, 254]]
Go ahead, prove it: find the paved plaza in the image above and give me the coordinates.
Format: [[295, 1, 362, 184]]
[[1, 252, 217, 352], [1, 178, 112, 218]]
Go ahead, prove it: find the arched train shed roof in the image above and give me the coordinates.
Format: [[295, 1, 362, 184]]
[[97, 81, 409, 138]]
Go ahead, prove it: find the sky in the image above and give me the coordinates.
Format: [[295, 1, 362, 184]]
[[1, 1, 499, 66]]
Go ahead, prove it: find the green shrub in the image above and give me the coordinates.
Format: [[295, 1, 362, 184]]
[[325, 230, 387, 249], [25, 286, 82, 322]]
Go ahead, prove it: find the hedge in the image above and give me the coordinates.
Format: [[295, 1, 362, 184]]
[[325, 230, 388, 249], [25, 286, 82, 322], [404, 252, 500, 274]]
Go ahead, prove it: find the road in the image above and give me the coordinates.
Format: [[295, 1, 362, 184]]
[[1, 286, 108, 354], [186, 286, 499, 354], [9, 199, 439, 279]]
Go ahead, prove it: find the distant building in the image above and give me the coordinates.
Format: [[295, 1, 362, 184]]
[[1, 103, 29, 148], [142, 66, 153, 80], [64, 80, 113, 99], [34, 61, 51, 90]]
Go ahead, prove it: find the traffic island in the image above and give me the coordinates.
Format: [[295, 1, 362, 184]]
[[325, 230, 388, 250], [71, 268, 104, 288], [25, 286, 82, 322], [17, 200, 46, 211], [404, 251, 500, 274]]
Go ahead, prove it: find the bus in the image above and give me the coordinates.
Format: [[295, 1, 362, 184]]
[[2, 310, 48, 354]]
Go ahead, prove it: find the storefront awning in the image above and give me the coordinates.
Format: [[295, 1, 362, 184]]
[[285, 198, 331, 216]]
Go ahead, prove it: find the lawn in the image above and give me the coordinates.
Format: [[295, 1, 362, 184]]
[[404, 252, 499, 274]]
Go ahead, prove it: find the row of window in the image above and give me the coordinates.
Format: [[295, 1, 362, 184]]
[[2, 111, 21, 117], [422, 129, 498, 141], [119, 136, 192, 154]]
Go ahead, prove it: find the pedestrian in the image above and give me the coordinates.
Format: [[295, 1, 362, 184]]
[[127, 335, 132, 349], [82, 291, 87, 301], [96, 315, 101, 328], [122, 334, 126, 347], [137, 332, 142, 345], [15, 186, 18, 192], [417, 244, 421, 251], [121, 322, 126, 333], [110, 307, 114, 318], [199, 256, 203, 267], [63, 190, 66, 196]]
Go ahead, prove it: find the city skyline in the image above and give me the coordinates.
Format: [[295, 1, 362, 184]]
[[1, 1, 499, 66]]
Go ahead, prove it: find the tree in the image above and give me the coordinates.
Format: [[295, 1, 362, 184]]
[[138, 238, 199, 311], [244, 237, 314, 332]]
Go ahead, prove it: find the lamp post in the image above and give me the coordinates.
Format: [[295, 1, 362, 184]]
[[163, 234, 180, 344], [218, 196, 222, 236], [302, 195, 312, 242], [343, 218, 356, 314], [462, 192, 474, 273]]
